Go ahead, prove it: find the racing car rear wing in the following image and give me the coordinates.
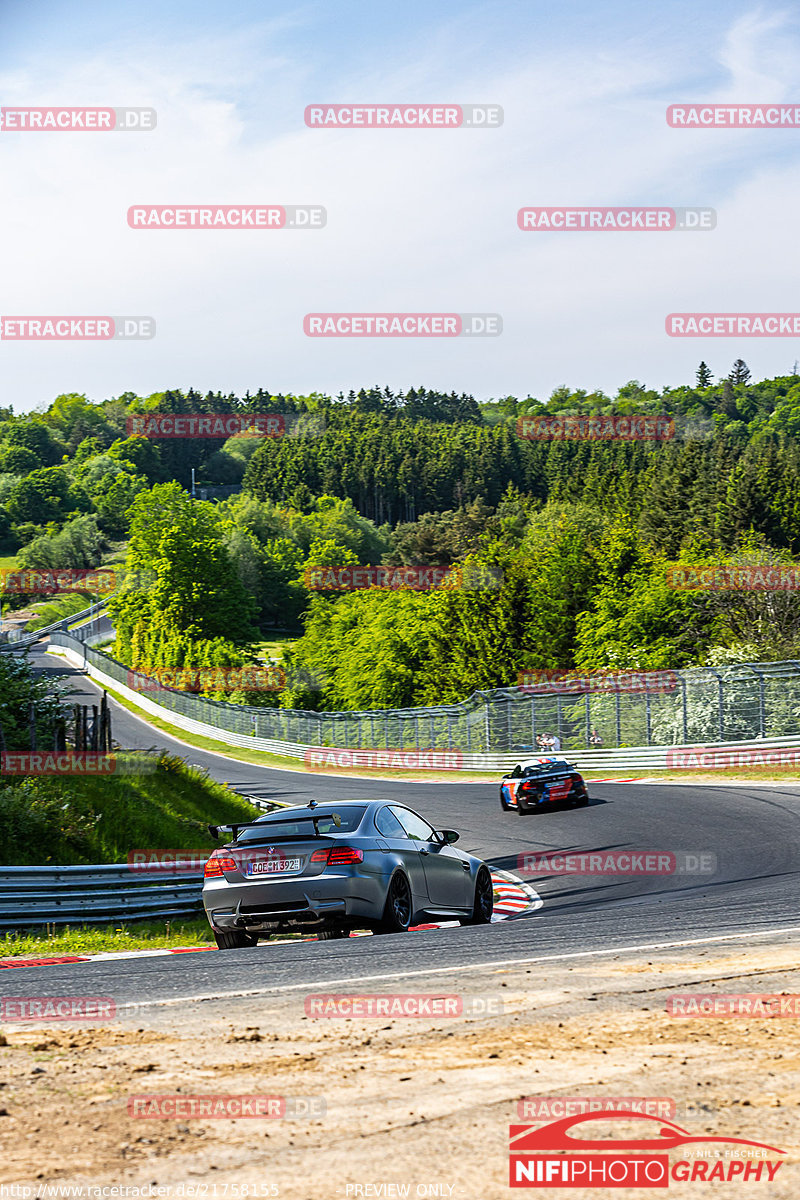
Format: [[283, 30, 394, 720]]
[[208, 812, 343, 842]]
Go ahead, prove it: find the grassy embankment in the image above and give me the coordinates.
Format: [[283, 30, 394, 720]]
[[0, 754, 259, 956]]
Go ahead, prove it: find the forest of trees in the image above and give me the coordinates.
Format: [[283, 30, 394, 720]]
[[3, 366, 800, 709]]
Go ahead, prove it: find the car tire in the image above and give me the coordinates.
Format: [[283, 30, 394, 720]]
[[213, 929, 258, 950], [460, 866, 494, 925], [376, 871, 412, 934], [576, 793, 590, 807], [317, 928, 350, 940]]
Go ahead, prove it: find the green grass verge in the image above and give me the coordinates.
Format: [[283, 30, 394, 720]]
[[0, 917, 217, 957], [0, 752, 259, 865], [26, 592, 94, 631], [252, 631, 299, 659]]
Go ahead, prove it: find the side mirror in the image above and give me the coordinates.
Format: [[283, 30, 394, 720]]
[[435, 829, 459, 845]]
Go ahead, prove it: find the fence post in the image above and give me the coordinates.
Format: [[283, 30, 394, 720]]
[[615, 691, 621, 747], [584, 694, 591, 747], [645, 692, 652, 746], [681, 679, 688, 743]]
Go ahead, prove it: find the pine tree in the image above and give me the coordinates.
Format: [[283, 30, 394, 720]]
[[729, 359, 751, 385], [696, 362, 713, 387]]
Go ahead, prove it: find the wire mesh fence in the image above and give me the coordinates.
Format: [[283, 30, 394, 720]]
[[49, 633, 800, 754]]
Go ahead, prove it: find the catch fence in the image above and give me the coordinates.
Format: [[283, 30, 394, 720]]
[[48, 634, 800, 753]]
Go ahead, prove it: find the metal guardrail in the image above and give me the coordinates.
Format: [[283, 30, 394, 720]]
[[0, 864, 204, 929], [49, 633, 800, 753], [48, 638, 800, 768], [0, 795, 278, 930], [0, 599, 107, 653]]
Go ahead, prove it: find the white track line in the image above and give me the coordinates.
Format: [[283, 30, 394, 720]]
[[115, 924, 800, 1013]]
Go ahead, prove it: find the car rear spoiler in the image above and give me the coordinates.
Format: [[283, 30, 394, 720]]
[[208, 812, 342, 841]]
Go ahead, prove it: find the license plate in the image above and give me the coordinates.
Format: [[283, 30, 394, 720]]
[[245, 857, 301, 876], [547, 781, 572, 800]]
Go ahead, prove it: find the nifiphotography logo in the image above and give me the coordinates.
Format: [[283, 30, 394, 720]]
[[509, 1112, 785, 1187]]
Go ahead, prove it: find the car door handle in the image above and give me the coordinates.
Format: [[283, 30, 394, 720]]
[[419, 847, 429, 855]]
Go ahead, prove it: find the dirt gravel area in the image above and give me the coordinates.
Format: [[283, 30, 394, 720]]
[[1, 933, 799, 1197]]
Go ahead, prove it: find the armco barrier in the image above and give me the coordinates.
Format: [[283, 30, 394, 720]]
[[0, 599, 107, 653], [45, 635, 800, 773], [0, 864, 204, 929]]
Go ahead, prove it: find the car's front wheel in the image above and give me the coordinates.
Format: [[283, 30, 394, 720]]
[[376, 871, 412, 934], [317, 928, 350, 940], [213, 929, 259, 950], [460, 866, 494, 926]]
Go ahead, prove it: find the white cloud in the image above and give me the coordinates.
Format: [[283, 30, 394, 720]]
[[1, 7, 800, 410]]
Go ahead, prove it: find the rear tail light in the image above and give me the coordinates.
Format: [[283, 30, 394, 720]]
[[310, 846, 364, 866], [204, 852, 237, 878]]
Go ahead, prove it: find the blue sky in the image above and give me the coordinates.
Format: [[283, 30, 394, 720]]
[[3, 0, 800, 411]]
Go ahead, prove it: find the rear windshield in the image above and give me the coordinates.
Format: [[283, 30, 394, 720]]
[[234, 807, 366, 843], [521, 761, 571, 777]]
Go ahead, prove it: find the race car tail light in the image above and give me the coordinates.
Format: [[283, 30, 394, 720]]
[[204, 852, 237, 878], [309, 846, 364, 866]]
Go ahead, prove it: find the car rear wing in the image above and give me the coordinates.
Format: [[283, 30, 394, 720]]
[[208, 812, 343, 842]]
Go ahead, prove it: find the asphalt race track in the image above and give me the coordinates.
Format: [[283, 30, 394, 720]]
[[7, 642, 800, 1006]]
